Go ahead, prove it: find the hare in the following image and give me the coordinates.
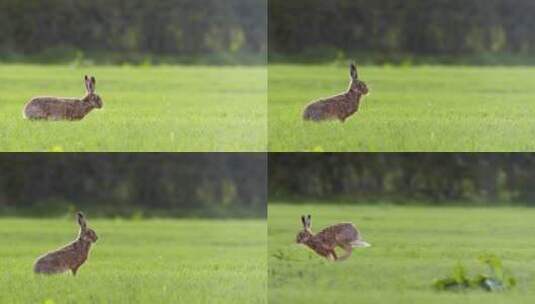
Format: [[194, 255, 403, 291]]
[[296, 214, 370, 261], [23, 75, 103, 120], [34, 212, 98, 276], [303, 63, 369, 122]]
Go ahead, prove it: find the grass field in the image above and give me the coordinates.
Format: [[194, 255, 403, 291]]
[[268, 64, 535, 151], [0, 217, 266, 303], [0, 65, 266, 152], [269, 203, 535, 304]]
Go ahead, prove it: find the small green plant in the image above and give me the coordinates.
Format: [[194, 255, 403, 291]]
[[433, 262, 471, 291], [433, 255, 516, 292], [474, 255, 517, 292]]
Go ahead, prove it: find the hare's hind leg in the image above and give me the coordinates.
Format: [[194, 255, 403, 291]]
[[34, 261, 48, 274], [23, 108, 44, 120], [303, 105, 323, 122], [327, 250, 337, 261], [337, 244, 353, 261]]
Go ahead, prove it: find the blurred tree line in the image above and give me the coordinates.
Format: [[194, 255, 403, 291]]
[[0, 0, 266, 64], [0, 154, 266, 218], [269, 154, 535, 205], [269, 0, 535, 63]]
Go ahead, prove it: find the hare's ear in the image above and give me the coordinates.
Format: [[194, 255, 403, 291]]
[[350, 62, 358, 80], [77, 212, 87, 231], [306, 214, 312, 228], [84, 75, 91, 93], [87, 76, 95, 93], [301, 215, 306, 227]]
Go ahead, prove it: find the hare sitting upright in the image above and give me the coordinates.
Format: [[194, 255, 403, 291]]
[[23, 75, 103, 120], [296, 214, 370, 261], [303, 63, 369, 122], [34, 212, 98, 276]]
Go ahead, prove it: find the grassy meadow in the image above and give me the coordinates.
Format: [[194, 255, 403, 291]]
[[0, 64, 266, 152], [0, 217, 266, 303], [268, 64, 535, 151], [269, 203, 535, 304]]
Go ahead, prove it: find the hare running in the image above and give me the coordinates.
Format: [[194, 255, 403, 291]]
[[23, 75, 103, 120], [303, 63, 369, 122], [34, 212, 98, 275], [296, 214, 370, 261]]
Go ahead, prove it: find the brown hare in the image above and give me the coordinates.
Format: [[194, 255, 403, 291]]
[[303, 62, 369, 122], [23, 75, 103, 120], [296, 214, 370, 261], [34, 212, 98, 276]]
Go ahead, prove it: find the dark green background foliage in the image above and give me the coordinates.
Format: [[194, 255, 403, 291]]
[[269, 153, 535, 205], [269, 0, 535, 63], [0, 153, 266, 217], [0, 0, 266, 64]]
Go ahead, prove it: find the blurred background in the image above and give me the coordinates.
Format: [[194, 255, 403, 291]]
[[0, 0, 266, 65], [0, 153, 266, 218], [269, 153, 535, 205], [269, 0, 535, 65]]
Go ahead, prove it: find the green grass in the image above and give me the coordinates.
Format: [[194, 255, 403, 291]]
[[268, 64, 535, 151], [0, 64, 266, 151], [0, 217, 266, 303], [269, 203, 535, 304]]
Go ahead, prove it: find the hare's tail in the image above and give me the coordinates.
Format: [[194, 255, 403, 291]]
[[22, 108, 32, 120], [350, 240, 371, 248], [22, 104, 30, 119]]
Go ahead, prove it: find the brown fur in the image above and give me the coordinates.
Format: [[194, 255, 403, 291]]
[[296, 214, 370, 261], [303, 63, 369, 122], [34, 212, 98, 276], [23, 76, 103, 121]]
